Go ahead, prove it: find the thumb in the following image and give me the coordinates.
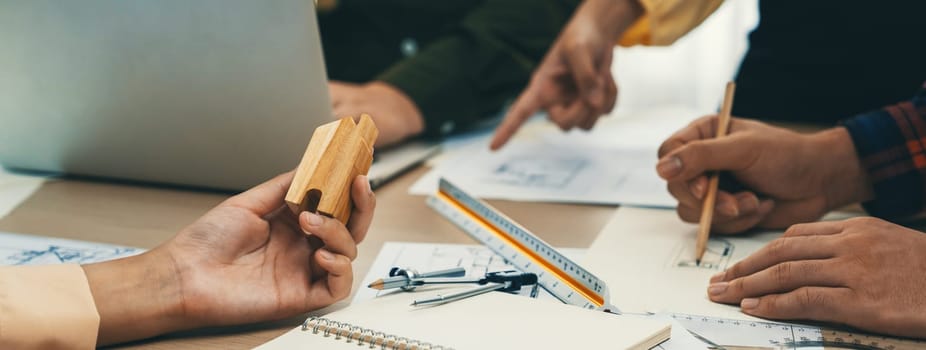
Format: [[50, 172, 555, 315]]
[[224, 171, 296, 217], [656, 136, 758, 181]]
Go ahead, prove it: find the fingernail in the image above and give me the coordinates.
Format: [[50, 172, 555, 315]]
[[304, 212, 324, 227], [741, 298, 759, 309], [690, 180, 705, 199], [708, 282, 728, 295], [656, 156, 682, 178], [718, 200, 739, 216], [710, 271, 725, 283], [738, 195, 759, 213], [318, 249, 334, 261]]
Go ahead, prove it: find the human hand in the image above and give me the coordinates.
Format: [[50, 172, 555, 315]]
[[489, 0, 642, 150], [330, 81, 424, 147], [656, 116, 873, 234], [84, 171, 376, 345], [707, 218, 926, 338]]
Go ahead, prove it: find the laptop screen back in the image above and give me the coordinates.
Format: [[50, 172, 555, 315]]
[[0, 0, 332, 190]]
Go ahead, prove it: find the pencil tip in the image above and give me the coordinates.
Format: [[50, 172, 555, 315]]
[[367, 279, 384, 290]]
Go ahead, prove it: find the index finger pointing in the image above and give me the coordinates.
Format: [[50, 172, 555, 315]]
[[490, 90, 541, 150]]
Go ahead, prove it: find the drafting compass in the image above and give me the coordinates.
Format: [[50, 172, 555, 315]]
[[367, 266, 538, 306]]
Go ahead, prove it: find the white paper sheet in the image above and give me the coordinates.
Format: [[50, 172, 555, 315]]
[[409, 107, 704, 207], [0, 231, 143, 265], [582, 207, 857, 320], [0, 168, 46, 219]]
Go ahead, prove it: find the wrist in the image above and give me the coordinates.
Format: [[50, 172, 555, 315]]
[[583, 0, 644, 42], [812, 127, 874, 210], [82, 249, 188, 345]]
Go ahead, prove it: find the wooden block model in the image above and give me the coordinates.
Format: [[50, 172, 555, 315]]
[[285, 114, 378, 223]]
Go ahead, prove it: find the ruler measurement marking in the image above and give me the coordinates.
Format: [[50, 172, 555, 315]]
[[435, 188, 605, 307]]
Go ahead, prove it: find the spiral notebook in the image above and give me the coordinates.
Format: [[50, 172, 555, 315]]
[[256, 289, 670, 349]]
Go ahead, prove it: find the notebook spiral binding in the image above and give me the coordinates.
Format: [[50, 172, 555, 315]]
[[302, 316, 454, 350]]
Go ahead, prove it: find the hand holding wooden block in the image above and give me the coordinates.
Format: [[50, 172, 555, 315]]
[[285, 114, 378, 223]]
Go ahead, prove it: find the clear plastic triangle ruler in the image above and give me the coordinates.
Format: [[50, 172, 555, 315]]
[[665, 312, 925, 350]]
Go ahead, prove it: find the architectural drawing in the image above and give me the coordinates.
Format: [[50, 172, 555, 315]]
[[671, 239, 735, 270], [409, 141, 676, 208], [489, 156, 588, 190], [0, 232, 142, 266]]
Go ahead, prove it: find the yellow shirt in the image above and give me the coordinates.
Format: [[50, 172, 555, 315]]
[[0, 265, 99, 349], [620, 0, 725, 46]]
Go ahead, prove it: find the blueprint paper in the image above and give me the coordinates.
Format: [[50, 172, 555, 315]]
[[0, 231, 143, 266]]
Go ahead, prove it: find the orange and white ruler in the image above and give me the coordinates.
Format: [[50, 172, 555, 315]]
[[427, 178, 615, 311]]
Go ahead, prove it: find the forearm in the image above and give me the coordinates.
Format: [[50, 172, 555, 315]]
[[377, 38, 495, 137], [82, 250, 187, 345], [0, 265, 99, 349], [378, 0, 582, 136], [810, 127, 874, 210]]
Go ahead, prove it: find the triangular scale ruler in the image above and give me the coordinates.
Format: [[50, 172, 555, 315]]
[[427, 178, 614, 311]]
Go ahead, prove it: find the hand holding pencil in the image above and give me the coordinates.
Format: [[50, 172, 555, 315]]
[[656, 85, 868, 236]]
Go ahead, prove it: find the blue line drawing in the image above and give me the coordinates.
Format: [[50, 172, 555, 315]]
[[490, 156, 588, 189], [0, 232, 143, 266], [672, 239, 734, 270], [3, 245, 142, 265]]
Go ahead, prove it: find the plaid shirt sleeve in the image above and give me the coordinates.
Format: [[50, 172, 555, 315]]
[[841, 81, 926, 220]]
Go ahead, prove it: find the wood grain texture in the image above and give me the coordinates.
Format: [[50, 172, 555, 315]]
[[285, 114, 378, 223]]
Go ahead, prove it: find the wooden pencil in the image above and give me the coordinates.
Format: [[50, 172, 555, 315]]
[[695, 82, 736, 264]]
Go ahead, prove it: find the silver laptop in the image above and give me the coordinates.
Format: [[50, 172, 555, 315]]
[[0, 0, 436, 191]]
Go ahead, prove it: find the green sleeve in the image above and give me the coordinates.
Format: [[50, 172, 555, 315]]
[[376, 0, 580, 137]]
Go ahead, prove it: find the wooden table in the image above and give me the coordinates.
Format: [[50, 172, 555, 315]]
[[0, 167, 618, 349]]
